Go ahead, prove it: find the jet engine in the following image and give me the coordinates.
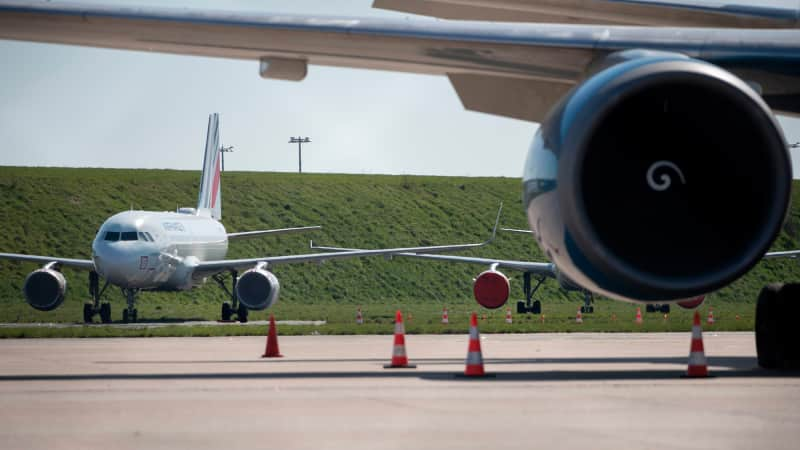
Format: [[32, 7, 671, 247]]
[[23, 266, 67, 311], [473, 269, 510, 309], [524, 52, 791, 302], [235, 266, 280, 310], [677, 296, 706, 310]]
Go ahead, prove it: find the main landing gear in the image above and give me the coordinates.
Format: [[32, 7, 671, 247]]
[[646, 304, 670, 314], [580, 291, 595, 314], [83, 271, 112, 324], [517, 272, 545, 314], [121, 288, 139, 323], [756, 283, 800, 369], [213, 270, 248, 323]]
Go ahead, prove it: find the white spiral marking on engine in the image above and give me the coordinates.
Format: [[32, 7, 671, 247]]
[[646, 161, 686, 191]]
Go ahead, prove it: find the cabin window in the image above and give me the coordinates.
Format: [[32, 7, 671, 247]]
[[104, 231, 120, 242], [121, 231, 138, 241]]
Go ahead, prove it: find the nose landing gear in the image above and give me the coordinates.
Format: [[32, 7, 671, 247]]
[[121, 288, 139, 323], [517, 272, 545, 314]]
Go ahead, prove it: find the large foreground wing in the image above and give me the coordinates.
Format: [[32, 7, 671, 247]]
[[0, 252, 94, 270], [1, 1, 798, 121], [374, 0, 800, 29]]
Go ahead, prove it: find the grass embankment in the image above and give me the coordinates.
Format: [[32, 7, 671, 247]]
[[0, 166, 799, 337]]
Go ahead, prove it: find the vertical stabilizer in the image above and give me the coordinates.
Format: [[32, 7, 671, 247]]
[[197, 113, 222, 220]]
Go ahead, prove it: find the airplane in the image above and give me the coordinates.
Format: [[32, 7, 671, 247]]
[[0, 113, 500, 324], [0, 0, 798, 367]]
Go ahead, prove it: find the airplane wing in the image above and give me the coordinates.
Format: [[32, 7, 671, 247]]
[[373, 0, 800, 28], [227, 226, 322, 241], [309, 242, 556, 276], [0, 252, 94, 270], [0, 1, 797, 122]]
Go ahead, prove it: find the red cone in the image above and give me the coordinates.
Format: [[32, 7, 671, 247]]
[[686, 311, 709, 377], [261, 314, 283, 358], [635, 307, 643, 325], [707, 307, 715, 325], [385, 310, 415, 369], [464, 312, 485, 376], [441, 307, 449, 324], [575, 308, 583, 324], [505, 308, 513, 324], [356, 307, 363, 325]]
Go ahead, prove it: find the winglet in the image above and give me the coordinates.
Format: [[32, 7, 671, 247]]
[[486, 202, 503, 244]]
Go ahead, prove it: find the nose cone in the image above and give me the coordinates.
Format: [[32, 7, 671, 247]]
[[92, 240, 142, 286]]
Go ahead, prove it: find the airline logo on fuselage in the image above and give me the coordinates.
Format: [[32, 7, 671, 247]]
[[163, 222, 186, 232]]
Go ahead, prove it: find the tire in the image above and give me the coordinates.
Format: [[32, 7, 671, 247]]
[[756, 283, 800, 369], [660, 305, 671, 314], [221, 302, 233, 321], [532, 300, 542, 315], [83, 303, 94, 323], [100, 303, 112, 324], [237, 305, 248, 323]]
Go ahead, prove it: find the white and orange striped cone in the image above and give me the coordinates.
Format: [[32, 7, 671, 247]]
[[505, 308, 513, 324], [540, 314, 545, 324], [575, 308, 583, 324], [384, 310, 416, 369], [686, 311, 709, 378], [635, 307, 643, 325], [707, 308, 715, 325], [464, 312, 486, 377], [356, 307, 363, 325], [441, 307, 449, 324]]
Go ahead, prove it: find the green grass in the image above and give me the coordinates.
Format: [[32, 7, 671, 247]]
[[0, 166, 798, 337]]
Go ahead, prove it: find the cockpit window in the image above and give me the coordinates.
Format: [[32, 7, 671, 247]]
[[138, 232, 149, 242], [121, 231, 138, 241], [104, 231, 120, 242], [145, 232, 155, 242]]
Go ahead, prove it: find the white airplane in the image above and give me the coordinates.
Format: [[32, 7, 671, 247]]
[[0, 0, 799, 367], [0, 113, 499, 324]]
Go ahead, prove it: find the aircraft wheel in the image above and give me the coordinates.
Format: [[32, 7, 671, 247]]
[[516, 301, 527, 314], [221, 302, 233, 321], [122, 309, 129, 324], [532, 300, 542, 315], [99, 303, 112, 324], [83, 303, 94, 323], [660, 304, 670, 314], [756, 283, 800, 369], [237, 305, 248, 323]]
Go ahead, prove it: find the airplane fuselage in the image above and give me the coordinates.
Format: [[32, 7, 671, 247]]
[[91, 210, 228, 291]]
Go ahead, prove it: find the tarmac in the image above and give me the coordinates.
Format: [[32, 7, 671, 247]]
[[0, 332, 798, 450]]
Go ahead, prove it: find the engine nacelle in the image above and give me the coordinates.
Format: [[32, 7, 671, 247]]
[[235, 267, 280, 310], [677, 296, 706, 310], [473, 270, 510, 309], [524, 52, 791, 302], [23, 267, 67, 311]]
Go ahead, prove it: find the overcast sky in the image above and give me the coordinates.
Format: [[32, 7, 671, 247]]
[[0, 0, 798, 177]]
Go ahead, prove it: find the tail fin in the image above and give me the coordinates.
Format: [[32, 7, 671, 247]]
[[197, 113, 222, 220]]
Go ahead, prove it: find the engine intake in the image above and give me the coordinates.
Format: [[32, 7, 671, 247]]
[[525, 54, 791, 301], [473, 270, 510, 309], [235, 267, 280, 310], [23, 267, 67, 311]]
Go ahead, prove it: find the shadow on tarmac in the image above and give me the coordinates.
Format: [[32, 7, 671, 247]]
[[3, 356, 799, 382]]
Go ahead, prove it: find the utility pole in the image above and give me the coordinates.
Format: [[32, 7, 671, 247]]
[[289, 136, 311, 173], [220, 145, 234, 172]]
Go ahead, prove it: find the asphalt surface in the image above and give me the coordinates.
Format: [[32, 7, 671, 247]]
[[0, 332, 798, 450]]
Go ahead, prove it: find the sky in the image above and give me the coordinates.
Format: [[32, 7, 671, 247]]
[[0, 0, 798, 177]]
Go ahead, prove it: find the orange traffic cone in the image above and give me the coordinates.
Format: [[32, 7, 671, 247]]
[[575, 308, 583, 324], [441, 307, 449, 324], [611, 313, 617, 322], [261, 314, 283, 358], [384, 310, 415, 369], [540, 314, 545, 324], [505, 308, 513, 324], [356, 307, 364, 325], [464, 312, 486, 376], [735, 314, 741, 321], [686, 311, 709, 377], [707, 307, 715, 325], [635, 307, 643, 325]]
